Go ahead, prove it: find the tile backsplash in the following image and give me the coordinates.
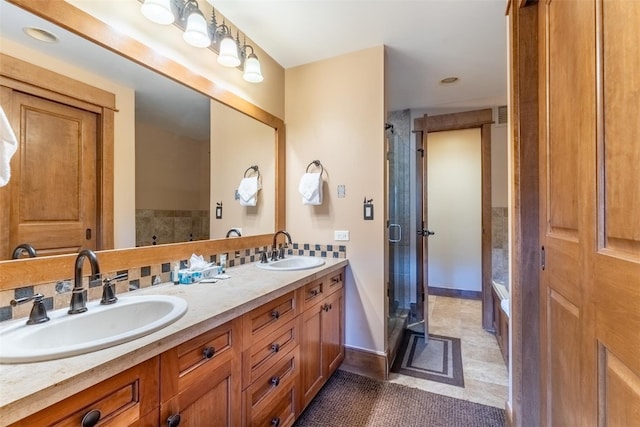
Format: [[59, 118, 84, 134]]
[[0, 242, 346, 322], [492, 207, 509, 285]]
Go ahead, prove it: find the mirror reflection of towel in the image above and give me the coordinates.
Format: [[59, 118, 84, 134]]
[[0, 105, 18, 187], [299, 172, 322, 205], [238, 176, 260, 206]]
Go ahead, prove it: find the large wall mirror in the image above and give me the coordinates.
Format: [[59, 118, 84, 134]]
[[0, 0, 283, 261]]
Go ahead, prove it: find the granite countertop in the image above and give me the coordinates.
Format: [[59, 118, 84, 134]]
[[0, 257, 348, 426]]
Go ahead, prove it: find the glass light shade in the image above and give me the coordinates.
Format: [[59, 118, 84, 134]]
[[183, 10, 211, 48], [140, 0, 174, 25], [217, 35, 241, 67], [243, 53, 264, 83]]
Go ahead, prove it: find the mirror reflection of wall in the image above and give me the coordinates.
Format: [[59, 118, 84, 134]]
[[210, 101, 275, 239], [135, 93, 211, 246]]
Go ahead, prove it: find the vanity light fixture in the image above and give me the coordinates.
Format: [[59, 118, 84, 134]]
[[139, 0, 264, 83], [140, 0, 174, 25], [182, 0, 210, 48], [241, 43, 263, 83], [216, 23, 240, 67]]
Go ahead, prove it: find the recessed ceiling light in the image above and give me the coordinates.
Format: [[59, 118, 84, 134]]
[[23, 27, 59, 43], [440, 76, 459, 84]]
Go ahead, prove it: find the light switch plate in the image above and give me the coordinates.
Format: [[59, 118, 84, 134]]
[[337, 185, 346, 198], [334, 230, 350, 241]]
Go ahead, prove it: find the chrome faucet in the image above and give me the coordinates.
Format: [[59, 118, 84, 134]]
[[272, 230, 292, 260], [11, 243, 37, 259], [69, 249, 101, 314]]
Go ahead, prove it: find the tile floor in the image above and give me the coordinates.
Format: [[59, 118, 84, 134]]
[[388, 295, 509, 409]]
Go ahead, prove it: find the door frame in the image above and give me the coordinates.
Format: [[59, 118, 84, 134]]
[[0, 53, 116, 258], [414, 108, 494, 330]]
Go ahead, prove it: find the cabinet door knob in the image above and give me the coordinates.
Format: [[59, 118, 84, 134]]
[[203, 346, 215, 359], [271, 310, 280, 319], [81, 409, 101, 427], [271, 417, 281, 427], [167, 414, 181, 427], [270, 376, 280, 387], [271, 343, 280, 353]]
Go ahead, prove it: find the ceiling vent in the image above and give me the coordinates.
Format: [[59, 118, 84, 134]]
[[495, 105, 508, 127]]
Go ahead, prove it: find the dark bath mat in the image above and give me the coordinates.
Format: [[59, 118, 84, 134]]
[[294, 369, 505, 427]]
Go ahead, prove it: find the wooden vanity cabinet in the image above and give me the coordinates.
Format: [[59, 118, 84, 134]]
[[9, 357, 160, 427], [241, 291, 301, 427], [10, 267, 346, 426], [160, 318, 242, 427], [300, 270, 345, 410]]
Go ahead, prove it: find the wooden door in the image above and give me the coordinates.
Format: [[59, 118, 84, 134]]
[[7, 89, 97, 257], [539, 0, 640, 424]]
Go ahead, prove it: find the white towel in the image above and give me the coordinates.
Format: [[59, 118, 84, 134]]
[[237, 176, 260, 206], [0, 105, 18, 187], [298, 172, 322, 205]]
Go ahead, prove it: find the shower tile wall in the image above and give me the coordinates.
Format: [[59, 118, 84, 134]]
[[136, 209, 209, 246], [388, 109, 412, 314], [492, 207, 509, 284]]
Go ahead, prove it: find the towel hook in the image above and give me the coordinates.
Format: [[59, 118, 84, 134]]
[[244, 165, 260, 178], [306, 160, 324, 175]]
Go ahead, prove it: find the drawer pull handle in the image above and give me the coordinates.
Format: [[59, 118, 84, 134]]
[[167, 414, 181, 427], [203, 346, 216, 359], [271, 418, 281, 427], [81, 409, 101, 427], [310, 289, 320, 296], [271, 343, 280, 353], [271, 310, 280, 319], [271, 376, 280, 387], [332, 277, 340, 283]]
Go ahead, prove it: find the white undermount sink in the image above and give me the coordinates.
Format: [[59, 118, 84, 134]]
[[0, 295, 187, 364], [257, 256, 325, 271]]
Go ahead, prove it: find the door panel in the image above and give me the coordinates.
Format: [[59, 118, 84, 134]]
[[601, 0, 640, 257], [540, 0, 640, 424], [595, 0, 640, 422], [9, 90, 97, 256], [540, 0, 596, 423]]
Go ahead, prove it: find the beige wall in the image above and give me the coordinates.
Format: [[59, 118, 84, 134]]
[[135, 121, 209, 211], [0, 36, 137, 249], [210, 100, 275, 239], [286, 46, 387, 354]]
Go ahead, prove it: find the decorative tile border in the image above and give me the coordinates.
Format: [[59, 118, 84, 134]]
[[0, 242, 346, 322]]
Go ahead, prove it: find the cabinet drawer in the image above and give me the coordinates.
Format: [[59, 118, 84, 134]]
[[246, 379, 297, 427], [243, 292, 298, 348], [11, 357, 159, 427], [301, 278, 325, 310], [326, 271, 344, 295], [161, 318, 241, 404], [244, 346, 299, 420], [243, 317, 300, 388]]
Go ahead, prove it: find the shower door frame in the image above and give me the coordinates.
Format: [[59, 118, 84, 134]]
[[414, 109, 495, 331]]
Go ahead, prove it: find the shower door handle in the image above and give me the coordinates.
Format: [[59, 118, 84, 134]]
[[389, 224, 402, 243], [418, 229, 435, 237]]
